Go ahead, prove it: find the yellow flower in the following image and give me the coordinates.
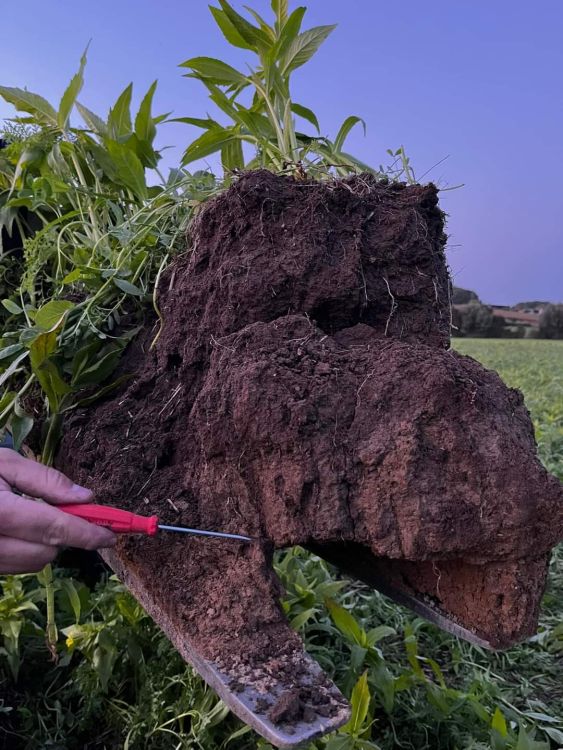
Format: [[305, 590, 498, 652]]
[[66, 636, 75, 649]]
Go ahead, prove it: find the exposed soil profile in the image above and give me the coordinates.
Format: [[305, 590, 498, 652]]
[[57, 171, 563, 685]]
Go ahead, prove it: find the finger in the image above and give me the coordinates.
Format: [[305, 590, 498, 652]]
[[0, 448, 92, 504], [0, 491, 116, 550], [0, 535, 58, 574]]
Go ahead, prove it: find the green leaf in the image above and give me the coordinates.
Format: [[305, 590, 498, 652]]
[[76, 102, 107, 135], [71, 347, 123, 387], [113, 278, 145, 297], [89, 142, 118, 181], [10, 146, 44, 190], [0, 87, 57, 126], [60, 578, 82, 623], [180, 56, 247, 86], [216, 0, 271, 51], [289, 608, 316, 630], [108, 83, 133, 139], [281, 25, 336, 75], [291, 103, 320, 133], [62, 268, 83, 284], [182, 127, 240, 166], [271, 0, 289, 25], [0, 343, 25, 361], [127, 134, 159, 169], [491, 707, 508, 737], [0, 392, 17, 426], [11, 412, 33, 451], [92, 643, 117, 692], [34, 300, 74, 331], [275, 7, 306, 60], [72, 374, 132, 408], [349, 644, 368, 672], [366, 625, 395, 647], [105, 141, 147, 199], [243, 7, 276, 40], [326, 599, 365, 646], [171, 116, 221, 129], [334, 116, 366, 152], [36, 360, 71, 405], [343, 672, 371, 737], [209, 6, 254, 50], [0, 351, 29, 391], [515, 726, 548, 750], [544, 728, 563, 745], [71, 340, 102, 380], [28, 331, 57, 365], [235, 109, 275, 138], [134, 80, 157, 143], [29, 334, 70, 409], [221, 138, 244, 171], [58, 44, 89, 130], [2, 299, 23, 315], [207, 85, 243, 120]]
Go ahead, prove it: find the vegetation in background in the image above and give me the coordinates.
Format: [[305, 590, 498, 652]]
[[451, 288, 563, 340], [539, 304, 563, 340], [452, 302, 506, 338], [451, 287, 481, 306], [1, 339, 562, 750]]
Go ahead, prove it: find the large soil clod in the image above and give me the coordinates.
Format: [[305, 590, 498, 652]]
[[58, 171, 562, 701]]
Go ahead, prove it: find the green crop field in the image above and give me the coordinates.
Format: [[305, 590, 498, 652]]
[[1, 338, 562, 750]]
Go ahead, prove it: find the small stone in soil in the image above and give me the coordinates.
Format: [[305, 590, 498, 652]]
[[268, 689, 303, 724]]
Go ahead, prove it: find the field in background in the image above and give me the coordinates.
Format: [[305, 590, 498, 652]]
[[1, 339, 562, 750], [455, 339, 563, 479]]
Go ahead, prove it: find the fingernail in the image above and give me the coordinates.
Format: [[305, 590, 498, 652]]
[[71, 484, 93, 500]]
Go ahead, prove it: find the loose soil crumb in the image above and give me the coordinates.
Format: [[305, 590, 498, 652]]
[[268, 689, 303, 724], [57, 171, 563, 690]]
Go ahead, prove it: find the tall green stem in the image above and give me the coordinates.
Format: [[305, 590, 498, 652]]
[[40, 410, 64, 659]]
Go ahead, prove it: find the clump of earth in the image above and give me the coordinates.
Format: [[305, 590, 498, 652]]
[[58, 171, 563, 695]]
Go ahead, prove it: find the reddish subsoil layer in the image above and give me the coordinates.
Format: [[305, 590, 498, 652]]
[[58, 171, 562, 681]]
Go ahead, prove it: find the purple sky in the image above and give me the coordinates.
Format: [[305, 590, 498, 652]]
[[1, 1, 562, 305]]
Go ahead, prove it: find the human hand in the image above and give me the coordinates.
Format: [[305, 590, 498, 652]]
[[0, 448, 116, 573]]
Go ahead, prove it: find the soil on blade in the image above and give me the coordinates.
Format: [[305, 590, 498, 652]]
[[58, 171, 563, 699]]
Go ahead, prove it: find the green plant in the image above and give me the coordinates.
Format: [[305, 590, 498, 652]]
[[0, 52, 208, 446], [178, 0, 415, 180], [539, 304, 563, 340], [0, 52, 220, 657], [0, 576, 43, 680]]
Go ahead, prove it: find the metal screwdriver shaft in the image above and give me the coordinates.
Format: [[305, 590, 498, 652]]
[[158, 524, 252, 541]]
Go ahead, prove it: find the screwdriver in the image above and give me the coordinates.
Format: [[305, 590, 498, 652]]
[[59, 503, 253, 542]]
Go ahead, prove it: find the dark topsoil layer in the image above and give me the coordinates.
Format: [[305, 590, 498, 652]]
[[58, 171, 562, 676]]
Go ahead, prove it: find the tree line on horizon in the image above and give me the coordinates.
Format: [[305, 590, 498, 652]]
[[452, 287, 563, 339]]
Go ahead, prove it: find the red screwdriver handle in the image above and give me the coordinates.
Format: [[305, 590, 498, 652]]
[[59, 503, 159, 536]]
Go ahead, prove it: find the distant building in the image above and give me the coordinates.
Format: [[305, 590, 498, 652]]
[[489, 307, 540, 329], [452, 303, 541, 337]]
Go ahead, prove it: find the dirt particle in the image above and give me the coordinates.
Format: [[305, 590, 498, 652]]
[[268, 689, 303, 724]]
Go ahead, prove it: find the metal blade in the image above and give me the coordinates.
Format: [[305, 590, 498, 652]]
[[363, 570, 494, 649], [158, 524, 253, 542], [101, 547, 351, 748], [307, 542, 494, 650]]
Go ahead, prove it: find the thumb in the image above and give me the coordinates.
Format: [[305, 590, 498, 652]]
[[0, 449, 93, 505]]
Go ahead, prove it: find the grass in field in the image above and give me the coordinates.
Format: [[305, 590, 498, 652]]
[[1, 340, 562, 750]]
